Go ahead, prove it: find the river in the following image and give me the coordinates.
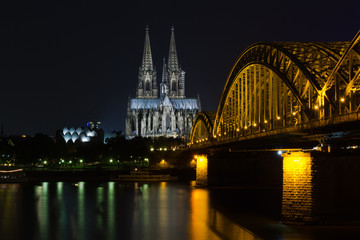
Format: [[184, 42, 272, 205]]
[[1, 181, 360, 240]]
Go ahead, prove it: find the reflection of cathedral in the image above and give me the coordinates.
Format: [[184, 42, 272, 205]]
[[126, 27, 200, 139]]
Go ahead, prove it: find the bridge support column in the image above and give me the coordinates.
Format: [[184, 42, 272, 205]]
[[196, 155, 208, 186], [281, 151, 319, 224]]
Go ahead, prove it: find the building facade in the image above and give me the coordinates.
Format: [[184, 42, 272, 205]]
[[126, 27, 200, 139]]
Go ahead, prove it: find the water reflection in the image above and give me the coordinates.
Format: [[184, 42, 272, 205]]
[[0, 182, 266, 240]]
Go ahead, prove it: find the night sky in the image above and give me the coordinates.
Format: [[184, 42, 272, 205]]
[[1, 0, 359, 136]]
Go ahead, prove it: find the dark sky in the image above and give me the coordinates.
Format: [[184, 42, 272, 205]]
[[0, 0, 359, 136]]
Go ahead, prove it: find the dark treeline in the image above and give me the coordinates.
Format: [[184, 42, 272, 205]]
[[0, 132, 184, 166]]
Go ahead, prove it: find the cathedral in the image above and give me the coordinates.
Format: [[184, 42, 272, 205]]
[[125, 27, 201, 139]]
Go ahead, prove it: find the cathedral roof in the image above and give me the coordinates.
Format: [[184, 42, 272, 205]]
[[130, 98, 199, 110]]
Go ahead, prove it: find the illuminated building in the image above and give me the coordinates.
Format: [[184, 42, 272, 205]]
[[125, 26, 201, 139], [59, 122, 104, 143]]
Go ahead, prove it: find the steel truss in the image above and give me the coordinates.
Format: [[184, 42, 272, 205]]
[[190, 30, 360, 145]]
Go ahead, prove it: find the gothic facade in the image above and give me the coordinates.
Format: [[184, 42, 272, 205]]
[[126, 27, 200, 139]]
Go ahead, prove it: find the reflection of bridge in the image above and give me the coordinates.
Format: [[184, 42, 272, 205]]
[[190, 30, 360, 149]]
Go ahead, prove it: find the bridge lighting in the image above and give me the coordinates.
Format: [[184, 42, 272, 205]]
[[292, 112, 296, 116], [253, 123, 257, 127], [314, 105, 319, 110], [277, 151, 283, 155], [264, 120, 268, 124], [277, 116, 281, 120], [340, 97, 345, 102], [244, 126, 248, 129], [236, 128, 240, 132], [150, 147, 154, 151]]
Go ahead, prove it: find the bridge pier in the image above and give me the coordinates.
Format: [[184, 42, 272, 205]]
[[193, 149, 360, 224], [281, 151, 318, 224]]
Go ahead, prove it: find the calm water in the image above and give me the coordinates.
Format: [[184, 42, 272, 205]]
[[1, 181, 360, 240]]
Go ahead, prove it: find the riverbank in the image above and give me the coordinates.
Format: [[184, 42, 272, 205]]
[[21, 168, 196, 182]]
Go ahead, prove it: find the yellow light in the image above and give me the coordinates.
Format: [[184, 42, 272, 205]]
[[253, 123, 257, 127], [314, 105, 319, 110], [196, 155, 208, 186], [292, 112, 296, 116], [244, 126, 248, 129], [277, 116, 281, 120], [21, 135, 26, 138], [164, 148, 167, 151], [236, 128, 239, 132], [150, 147, 154, 151], [264, 120, 268, 123], [340, 97, 345, 102], [194, 155, 198, 159]]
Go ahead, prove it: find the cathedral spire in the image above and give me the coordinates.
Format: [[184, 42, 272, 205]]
[[137, 26, 158, 98], [168, 26, 179, 71], [161, 57, 167, 83], [141, 26, 153, 71]]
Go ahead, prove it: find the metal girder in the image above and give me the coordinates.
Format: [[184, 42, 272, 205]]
[[189, 111, 216, 144], [190, 30, 360, 147]]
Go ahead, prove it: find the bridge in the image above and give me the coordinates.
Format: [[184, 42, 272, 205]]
[[190, 30, 360, 150], [186, 30, 360, 225]]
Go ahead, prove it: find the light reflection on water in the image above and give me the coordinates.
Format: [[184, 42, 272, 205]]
[[0, 182, 262, 240]]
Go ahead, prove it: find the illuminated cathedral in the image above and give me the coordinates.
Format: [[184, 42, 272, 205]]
[[125, 27, 200, 139]]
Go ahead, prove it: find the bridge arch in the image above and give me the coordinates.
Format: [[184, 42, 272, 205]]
[[190, 30, 360, 144], [189, 111, 216, 146]]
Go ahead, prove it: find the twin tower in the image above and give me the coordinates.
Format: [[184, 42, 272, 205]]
[[136, 26, 185, 99], [126, 27, 200, 138]]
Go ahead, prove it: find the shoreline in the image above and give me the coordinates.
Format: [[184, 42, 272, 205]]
[[0, 168, 196, 182]]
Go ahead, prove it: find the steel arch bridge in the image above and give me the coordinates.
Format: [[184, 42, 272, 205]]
[[190, 30, 360, 147]]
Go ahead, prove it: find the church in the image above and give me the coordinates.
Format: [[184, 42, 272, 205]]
[[125, 27, 201, 139]]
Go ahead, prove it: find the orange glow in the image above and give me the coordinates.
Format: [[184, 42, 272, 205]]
[[314, 105, 319, 110], [340, 97, 345, 102], [277, 116, 281, 120], [282, 151, 313, 222], [264, 120, 268, 123], [196, 155, 208, 186]]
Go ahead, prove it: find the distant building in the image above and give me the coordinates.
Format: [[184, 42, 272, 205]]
[[126, 27, 201, 139], [59, 122, 104, 143]]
